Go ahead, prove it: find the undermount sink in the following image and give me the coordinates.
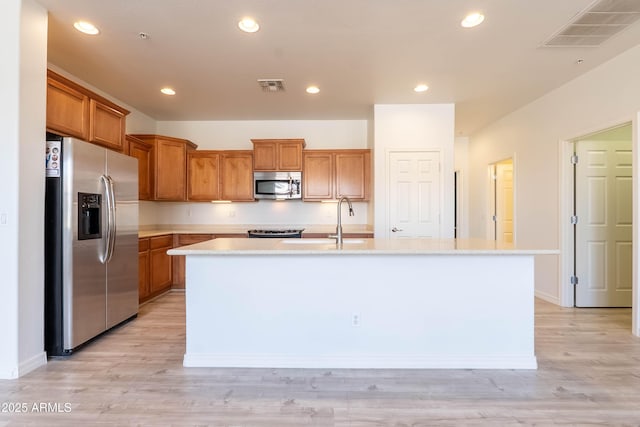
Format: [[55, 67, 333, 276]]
[[282, 238, 365, 244]]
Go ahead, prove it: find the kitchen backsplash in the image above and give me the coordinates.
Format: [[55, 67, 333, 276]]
[[139, 200, 370, 226]]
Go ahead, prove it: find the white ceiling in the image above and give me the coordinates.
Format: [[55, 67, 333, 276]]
[[37, 0, 640, 136]]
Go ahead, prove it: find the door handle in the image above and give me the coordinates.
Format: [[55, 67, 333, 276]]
[[391, 227, 403, 232], [100, 175, 116, 264]]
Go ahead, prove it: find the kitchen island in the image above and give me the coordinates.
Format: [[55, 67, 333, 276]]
[[168, 238, 557, 370]]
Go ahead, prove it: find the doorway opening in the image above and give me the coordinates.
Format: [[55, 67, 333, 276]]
[[570, 124, 633, 307], [488, 158, 514, 243]]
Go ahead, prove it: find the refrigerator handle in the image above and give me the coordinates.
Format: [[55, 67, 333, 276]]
[[100, 175, 117, 264], [106, 176, 117, 263]]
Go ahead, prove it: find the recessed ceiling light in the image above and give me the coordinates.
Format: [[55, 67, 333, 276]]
[[461, 12, 485, 28], [306, 86, 320, 94], [238, 17, 260, 33], [414, 84, 429, 93], [73, 20, 100, 35], [160, 87, 176, 96]]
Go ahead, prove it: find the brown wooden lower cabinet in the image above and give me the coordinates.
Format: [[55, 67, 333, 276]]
[[150, 235, 173, 292], [138, 235, 173, 303], [138, 238, 150, 302]]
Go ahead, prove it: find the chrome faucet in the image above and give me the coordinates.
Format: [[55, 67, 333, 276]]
[[329, 196, 354, 245]]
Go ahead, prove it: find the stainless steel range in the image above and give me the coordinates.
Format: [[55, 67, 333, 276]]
[[247, 228, 304, 238]]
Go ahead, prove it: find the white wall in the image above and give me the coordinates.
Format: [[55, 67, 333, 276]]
[[0, 0, 21, 380], [141, 200, 369, 227], [0, 0, 48, 379], [156, 120, 367, 150], [468, 42, 640, 323], [373, 104, 455, 238], [141, 120, 371, 227]]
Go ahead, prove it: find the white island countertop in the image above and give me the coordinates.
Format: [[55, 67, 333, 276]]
[[167, 237, 558, 256]]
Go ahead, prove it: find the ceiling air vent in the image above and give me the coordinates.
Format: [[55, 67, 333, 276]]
[[542, 0, 640, 47], [257, 79, 285, 92]]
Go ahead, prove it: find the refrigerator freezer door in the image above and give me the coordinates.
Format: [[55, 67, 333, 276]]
[[64, 139, 108, 349], [105, 150, 139, 329]]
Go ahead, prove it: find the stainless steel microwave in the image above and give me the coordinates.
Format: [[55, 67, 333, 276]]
[[254, 171, 302, 200]]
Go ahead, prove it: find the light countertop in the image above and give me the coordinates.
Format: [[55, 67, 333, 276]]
[[167, 237, 559, 256], [138, 224, 373, 238]]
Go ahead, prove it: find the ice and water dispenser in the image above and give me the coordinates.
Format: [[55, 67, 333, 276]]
[[77, 192, 102, 240]]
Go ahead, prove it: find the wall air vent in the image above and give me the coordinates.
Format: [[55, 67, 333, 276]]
[[257, 79, 285, 92], [542, 0, 640, 47]]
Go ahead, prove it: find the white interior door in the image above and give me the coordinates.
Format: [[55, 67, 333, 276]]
[[575, 140, 632, 307], [496, 160, 514, 243], [388, 151, 440, 238]]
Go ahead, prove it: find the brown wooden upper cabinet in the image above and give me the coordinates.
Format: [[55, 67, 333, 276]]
[[46, 70, 129, 152], [89, 99, 127, 152], [303, 149, 371, 201], [126, 135, 154, 200], [221, 151, 254, 201], [187, 151, 220, 201], [251, 139, 305, 171], [187, 150, 254, 202], [130, 134, 197, 201]]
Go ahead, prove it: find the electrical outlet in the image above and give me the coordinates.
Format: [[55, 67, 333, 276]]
[[0, 213, 7, 225], [352, 313, 360, 327], [228, 210, 236, 218]]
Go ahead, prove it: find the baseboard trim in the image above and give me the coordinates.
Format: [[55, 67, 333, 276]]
[[19, 352, 47, 377], [184, 353, 538, 370], [0, 352, 47, 379], [535, 289, 560, 305]]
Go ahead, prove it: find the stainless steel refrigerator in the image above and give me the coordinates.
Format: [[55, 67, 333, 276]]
[[45, 134, 138, 356]]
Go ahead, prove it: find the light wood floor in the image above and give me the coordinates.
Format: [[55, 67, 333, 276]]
[[1, 293, 640, 426]]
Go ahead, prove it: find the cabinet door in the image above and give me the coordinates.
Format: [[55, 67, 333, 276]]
[[138, 250, 150, 301], [155, 139, 186, 200], [335, 151, 371, 200], [149, 248, 172, 293], [221, 152, 254, 201], [46, 76, 90, 140], [127, 136, 153, 200], [303, 151, 334, 200], [278, 141, 303, 171], [252, 141, 277, 171], [89, 99, 127, 152], [149, 235, 173, 293], [188, 152, 220, 201], [138, 238, 150, 301]]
